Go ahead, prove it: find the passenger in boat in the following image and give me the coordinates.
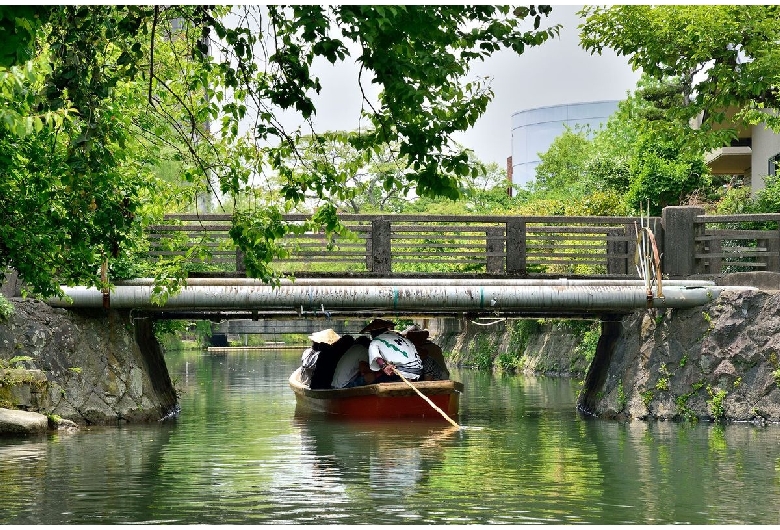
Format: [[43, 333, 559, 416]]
[[303, 329, 355, 389], [403, 325, 450, 381], [361, 318, 423, 383], [299, 340, 321, 387], [331, 335, 374, 388]]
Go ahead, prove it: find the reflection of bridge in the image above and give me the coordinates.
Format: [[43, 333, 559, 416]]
[[47, 206, 773, 318]]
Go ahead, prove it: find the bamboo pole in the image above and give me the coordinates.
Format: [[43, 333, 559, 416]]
[[389, 366, 460, 429]]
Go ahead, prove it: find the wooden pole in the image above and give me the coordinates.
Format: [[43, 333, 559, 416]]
[[390, 366, 460, 429]]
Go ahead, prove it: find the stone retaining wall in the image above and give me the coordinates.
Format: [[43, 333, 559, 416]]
[[585, 288, 780, 423], [0, 299, 177, 425]]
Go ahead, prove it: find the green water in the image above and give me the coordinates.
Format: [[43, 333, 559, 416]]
[[1, 347, 780, 524]]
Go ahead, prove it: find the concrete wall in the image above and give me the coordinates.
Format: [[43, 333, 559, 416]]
[[751, 119, 780, 193]]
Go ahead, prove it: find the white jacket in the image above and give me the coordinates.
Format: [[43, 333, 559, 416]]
[[368, 331, 422, 380]]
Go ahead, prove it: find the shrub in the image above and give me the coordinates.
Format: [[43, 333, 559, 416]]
[[0, 294, 13, 322]]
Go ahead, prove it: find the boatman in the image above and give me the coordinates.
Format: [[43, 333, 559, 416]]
[[360, 318, 423, 383]]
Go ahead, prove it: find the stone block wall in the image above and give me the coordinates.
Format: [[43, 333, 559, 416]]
[[0, 299, 177, 424]]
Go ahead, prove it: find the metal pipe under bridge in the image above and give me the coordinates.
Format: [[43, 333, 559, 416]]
[[48, 278, 743, 319]]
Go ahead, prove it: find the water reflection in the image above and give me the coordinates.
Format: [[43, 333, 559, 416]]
[[0, 424, 176, 524], [295, 418, 459, 490], [0, 348, 779, 524]]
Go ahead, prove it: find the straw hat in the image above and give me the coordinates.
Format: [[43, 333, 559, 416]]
[[308, 328, 341, 345], [359, 318, 395, 334]]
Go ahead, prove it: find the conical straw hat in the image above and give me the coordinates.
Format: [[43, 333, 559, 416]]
[[308, 328, 341, 345]]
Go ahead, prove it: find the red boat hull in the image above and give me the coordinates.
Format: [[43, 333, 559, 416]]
[[289, 368, 463, 421]]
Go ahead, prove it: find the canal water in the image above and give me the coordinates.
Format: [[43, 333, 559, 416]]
[[2, 347, 780, 524]]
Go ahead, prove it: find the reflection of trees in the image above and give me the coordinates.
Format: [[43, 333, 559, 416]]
[[0, 425, 175, 523], [0, 441, 48, 521], [422, 369, 605, 522], [144, 348, 305, 522], [7, 349, 780, 523], [582, 419, 780, 523]]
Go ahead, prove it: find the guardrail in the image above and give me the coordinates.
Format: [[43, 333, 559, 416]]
[[144, 207, 780, 279], [694, 213, 780, 274], [146, 213, 655, 277]]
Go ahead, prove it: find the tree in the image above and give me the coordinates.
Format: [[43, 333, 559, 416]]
[[529, 74, 711, 215], [271, 132, 416, 215], [0, 5, 560, 296], [531, 126, 593, 197], [579, 5, 780, 142], [627, 135, 710, 214], [622, 76, 711, 214], [0, 8, 208, 297]]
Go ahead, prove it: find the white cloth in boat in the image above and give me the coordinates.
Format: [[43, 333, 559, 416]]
[[301, 347, 319, 369], [331, 343, 369, 389], [368, 331, 423, 380]]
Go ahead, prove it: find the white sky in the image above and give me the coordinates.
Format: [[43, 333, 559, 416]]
[[297, 4, 642, 168]]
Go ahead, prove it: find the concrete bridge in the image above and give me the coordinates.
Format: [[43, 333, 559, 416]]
[[46, 206, 775, 319], [33, 208, 780, 422], [6, 206, 775, 430]]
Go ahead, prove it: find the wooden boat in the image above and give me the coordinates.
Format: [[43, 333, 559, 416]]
[[289, 367, 463, 421]]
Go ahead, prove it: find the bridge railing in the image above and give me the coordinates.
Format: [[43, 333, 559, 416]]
[[146, 213, 656, 277], [145, 208, 780, 279], [694, 213, 780, 274]]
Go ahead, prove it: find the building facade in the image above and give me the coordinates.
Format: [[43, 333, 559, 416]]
[[510, 100, 619, 189], [701, 108, 780, 194]]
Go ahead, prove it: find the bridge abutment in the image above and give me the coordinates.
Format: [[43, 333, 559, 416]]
[[0, 299, 178, 425], [576, 316, 623, 416]]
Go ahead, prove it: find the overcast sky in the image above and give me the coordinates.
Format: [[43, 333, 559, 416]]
[[295, 4, 642, 168]]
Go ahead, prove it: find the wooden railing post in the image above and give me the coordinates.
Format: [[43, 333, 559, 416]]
[[661, 206, 704, 278], [236, 249, 246, 274], [506, 219, 526, 275], [624, 222, 638, 276], [758, 236, 779, 272], [486, 227, 505, 274], [370, 219, 392, 274], [607, 227, 626, 275], [705, 237, 722, 274]]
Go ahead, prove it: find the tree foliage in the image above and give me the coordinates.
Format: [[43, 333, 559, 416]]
[[529, 74, 711, 215], [531, 126, 593, 197], [0, 5, 559, 296], [580, 5, 780, 140]]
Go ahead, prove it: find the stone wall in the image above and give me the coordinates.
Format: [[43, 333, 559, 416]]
[[428, 315, 592, 377], [585, 288, 780, 423], [0, 298, 177, 425]]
